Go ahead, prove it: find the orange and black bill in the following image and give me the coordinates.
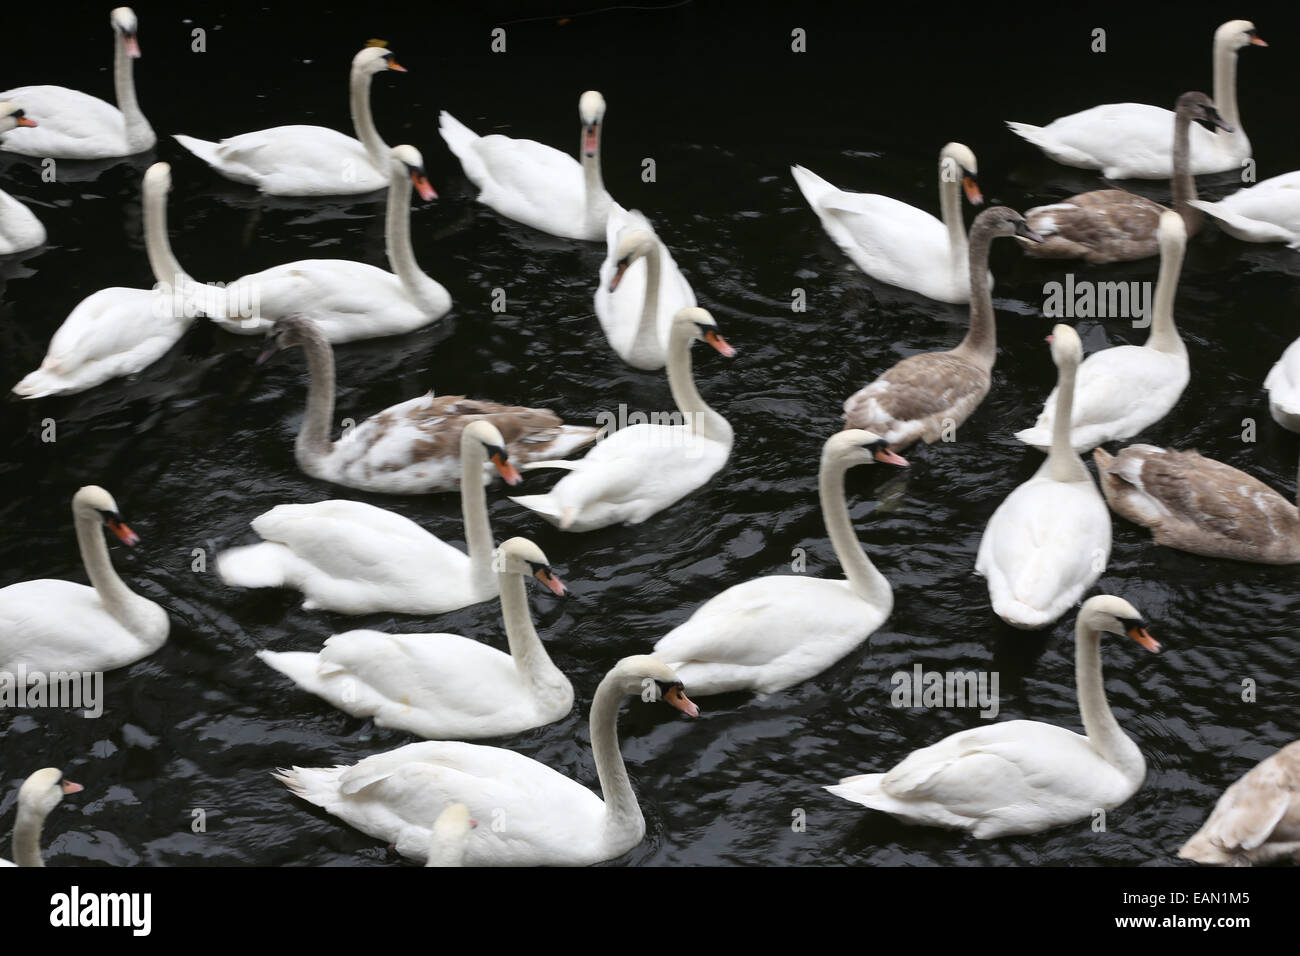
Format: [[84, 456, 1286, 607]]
[[412, 171, 437, 200], [609, 260, 630, 292], [105, 514, 139, 546], [874, 447, 908, 467], [14, 111, 36, 128], [662, 683, 700, 718], [583, 123, 599, 157], [1125, 621, 1161, 653], [61, 779, 84, 795], [491, 449, 522, 485], [962, 175, 983, 205], [704, 329, 736, 357], [533, 566, 567, 596]]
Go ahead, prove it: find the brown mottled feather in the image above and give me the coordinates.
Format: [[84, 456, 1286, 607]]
[[1179, 741, 1300, 866], [1021, 191, 1176, 263], [1095, 446, 1300, 563], [843, 352, 990, 449]]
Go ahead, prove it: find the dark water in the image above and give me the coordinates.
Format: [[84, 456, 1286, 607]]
[[2, 3, 1299, 866]]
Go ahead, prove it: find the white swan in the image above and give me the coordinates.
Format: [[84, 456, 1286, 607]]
[[199, 145, 450, 341], [0, 486, 168, 673], [651, 430, 905, 695], [790, 143, 986, 303], [1265, 336, 1300, 433], [439, 91, 613, 240], [425, 805, 476, 867], [509, 307, 734, 531], [1179, 740, 1300, 866], [1007, 21, 1266, 179], [827, 595, 1160, 837], [274, 655, 699, 866], [173, 44, 406, 196], [0, 769, 84, 867], [217, 421, 522, 614], [1015, 211, 1189, 452], [594, 205, 696, 370], [11, 162, 189, 398], [976, 325, 1111, 629], [0, 103, 44, 254], [1191, 170, 1300, 249], [259, 314, 597, 494], [0, 8, 154, 159], [257, 538, 572, 740]]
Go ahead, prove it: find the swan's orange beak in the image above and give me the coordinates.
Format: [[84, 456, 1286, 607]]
[[583, 124, 599, 157], [962, 176, 983, 205], [412, 172, 437, 201], [875, 448, 908, 467], [387, 58, 407, 71], [704, 329, 736, 357], [124, 35, 141, 59], [61, 779, 84, 795], [491, 451, 522, 486], [15, 116, 37, 128], [1127, 624, 1161, 653], [533, 567, 567, 597], [609, 261, 629, 292], [106, 518, 139, 547], [663, 685, 700, 718], [1250, 34, 1268, 46]]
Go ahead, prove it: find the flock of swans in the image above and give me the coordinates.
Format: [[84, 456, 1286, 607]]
[[1, 10, 1299, 867]]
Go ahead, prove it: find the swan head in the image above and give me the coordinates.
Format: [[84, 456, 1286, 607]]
[[939, 143, 982, 205], [143, 161, 171, 193], [353, 43, 406, 74], [1079, 596, 1161, 653], [18, 769, 84, 820], [258, 314, 325, 364], [1157, 209, 1187, 256], [673, 307, 736, 358], [1175, 92, 1233, 134], [111, 8, 141, 58], [974, 206, 1043, 245], [1046, 323, 1082, 368], [390, 145, 437, 200], [825, 429, 909, 468], [1216, 20, 1267, 52], [579, 91, 605, 157], [608, 229, 658, 291], [495, 537, 566, 595], [462, 420, 521, 485], [72, 486, 140, 546], [612, 656, 700, 718], [0, 102, 37, 135]]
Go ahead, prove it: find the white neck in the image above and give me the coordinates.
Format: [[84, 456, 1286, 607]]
[[142, 175, 196, 295], [1212, 35, 1244, 135], [666, 326, 731, 445], [1145, 237, 1186, 355], [1075, 618, 1145, 781], [1045, 355, 1089, 482], [938, 161, 967, 264], [383, 163, 436, 310], [588, 672, 642, 850], [74, 508, 138, 629], [349, 65, 387, 169], [459, 437, 495, 593], [498, 570, 567, 695], [629, 243, 663, 362], [582, 127, 605, 235], [819, 454, 892, 610], [12, 803, 46, 867], [113, 34, 152, 152]]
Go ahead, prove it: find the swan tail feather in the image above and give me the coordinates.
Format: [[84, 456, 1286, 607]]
[[173, 134, 224, 169], [438, 111, 489, 190], [256, 650, 327, 696], [216, 542, 291, 589], [273, 765, 344, 808]]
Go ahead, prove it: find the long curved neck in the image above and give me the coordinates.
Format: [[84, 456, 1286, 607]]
[[1213, 37, 1244, 133], [1145, 238, 1186, 354], [951, 226, 997, 370], [384, 163, 433, 307], [74, 509, 135, 622], [819, 455, 892, 609], [582, 126, 605, 234], [1075, 620, 1144, 777], [12, 803, 47, 867], [1170, 111, 1202, 232], [143, 178, 195, 293], [630, 245, 663, 359], [937, 160, 967, 261], [349, 65, 387, 169], [1045, 356, 1090, 482], [589, 675, 641, 847], [499, 572, 565, 691], [459, 438, 494, 591], [113, 34, 151, 151], [666, 329, 731, 445], [294, 333, 336, 460]]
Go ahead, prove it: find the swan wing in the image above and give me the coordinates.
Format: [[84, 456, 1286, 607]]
[[176, 126, 385, 193], [0, 86, 128, 158]]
